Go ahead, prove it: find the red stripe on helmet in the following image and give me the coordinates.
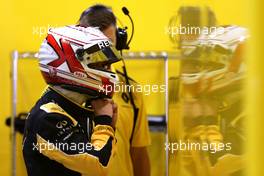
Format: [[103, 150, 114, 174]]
[[46, 34, 84, 74]]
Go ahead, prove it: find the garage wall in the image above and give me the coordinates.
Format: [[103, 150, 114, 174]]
[[0, 0, 247, 175]]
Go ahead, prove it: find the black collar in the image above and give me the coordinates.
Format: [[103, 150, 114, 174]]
[[41, 87, 93, 121]]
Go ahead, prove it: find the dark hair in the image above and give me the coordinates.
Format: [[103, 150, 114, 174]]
[[79, 4, 116, 30]]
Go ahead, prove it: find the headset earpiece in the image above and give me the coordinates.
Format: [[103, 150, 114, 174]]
[[116, 27, 128, 50]]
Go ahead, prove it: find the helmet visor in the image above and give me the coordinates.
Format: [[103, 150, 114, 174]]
[[82, 45, 122, 72]]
